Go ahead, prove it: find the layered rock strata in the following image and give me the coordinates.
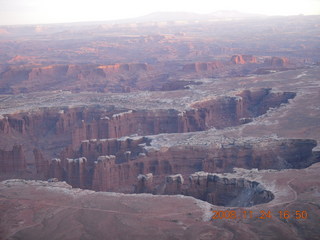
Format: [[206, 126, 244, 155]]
[[0, 86, 316, 195], [48, 136, 318, 192], [0, 145, 26, 174], [186, 172, 274, 206], [231, 55, 257, 64], [159, 172, 274, 207], [0, 88, 296, 177], [134, 173, 154, 193]]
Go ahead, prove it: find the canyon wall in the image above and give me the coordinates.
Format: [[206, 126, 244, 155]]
[[182, 61, 223, 72], [0, 145, 26, 174], [161, 172, 274, 207], [48, 136, 318, 192], [231, 55, 257, 64], [0, 63, 152, 94], [0, 88, 303, 190], [0, 88, 295, 149], [264, 57, 289, 67]]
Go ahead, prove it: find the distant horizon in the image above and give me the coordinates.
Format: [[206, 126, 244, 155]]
[[1, 10, 320, 27], [1, 0, 320, 26]]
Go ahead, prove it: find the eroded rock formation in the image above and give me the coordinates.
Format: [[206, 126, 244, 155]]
[[50, 136, 318, 192], [0, 63, 153, 94], [0, 88, 296, 172], [231, 55, 257, 64], [264, 57, 289, 67], [0, 88, 309, 191], [134, 173, 154, 193], [0, 145, 26, 174], [185, 172, 274, 206], [182, 61, 223, 72], [1, 16, 319, 240], [134, 170, 274, 207], [92, 155, 117, 191]]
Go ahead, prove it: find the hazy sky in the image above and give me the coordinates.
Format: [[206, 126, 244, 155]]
[[0, 0, 320, 25]]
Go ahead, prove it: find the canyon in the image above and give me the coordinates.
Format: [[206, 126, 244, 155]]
[[0, 88, 308, 190], [0, 69, 319, 208], [0, 14, 320, 240]]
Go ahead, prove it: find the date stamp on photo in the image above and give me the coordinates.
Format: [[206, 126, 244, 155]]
[[211, 210, 308, 220]]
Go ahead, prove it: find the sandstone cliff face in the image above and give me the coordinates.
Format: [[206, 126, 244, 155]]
[[202, 139, 318, 172], [0, 88, 297, 181], [0, 145, 26, 173], [52, 136, 318, 192], [48, 157, 88, 188], [77, 137, 149, 163], [189, 89, 295, 129], [2, 160, 320, 240], [235, 89, 296, 117], [0, 63, 151, 94], [28, 65, 69, 82], [135, 171, 274, 207], [48, 158, 63, 181], [186, 172, 274, 206], [182, 61, 223, 73], [0, 101, 317, 196], [231, 55, 257, 64], [56, 89, 296, 148], [97, 63, 149, 72], [163, 174, 184, 195], [33, 148, 48, 175], [92, 153, 158, 192], [264, 57, 289, 67], [65, 157, 88, 188], [134, 173, 154, 193]]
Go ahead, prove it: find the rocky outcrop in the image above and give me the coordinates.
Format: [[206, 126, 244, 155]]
[[92, 155, 117, 191], [134, 173, 154, 193], [77, 136, 149, 163], [97, 63, 149, 72], [264, 57, 289, 67], [235, 88, 296, 117], [0, 88, 298, 181], [185, 172, 274, 206], [47, 157, 88, 188], [65, 157, 88, 188], [0, 145, 26, 173], [182, 61, 223, 72], [163, 174, 184, 195], [134, 171, 274, 207], [33, 148, 48, 175], [55, 137, 318, 192], [48, 158, 63, 180], [188, 89, 295, 129], [0, 63, 152, 94], [0, 89, 296, 143], [202, 139, 318, 172], [231, 55, 257, 64], [2, 160, 320, 240]]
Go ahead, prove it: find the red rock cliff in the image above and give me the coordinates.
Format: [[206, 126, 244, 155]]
[[264, 57, 289, 67], [54, 137, 317, 192], [182, 61, 223, 72], [231, 55, 257, 64], [0, 145, 26, 173]]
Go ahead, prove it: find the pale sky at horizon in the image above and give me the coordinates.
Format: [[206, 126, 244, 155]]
[[0, 0, 320, 25]]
